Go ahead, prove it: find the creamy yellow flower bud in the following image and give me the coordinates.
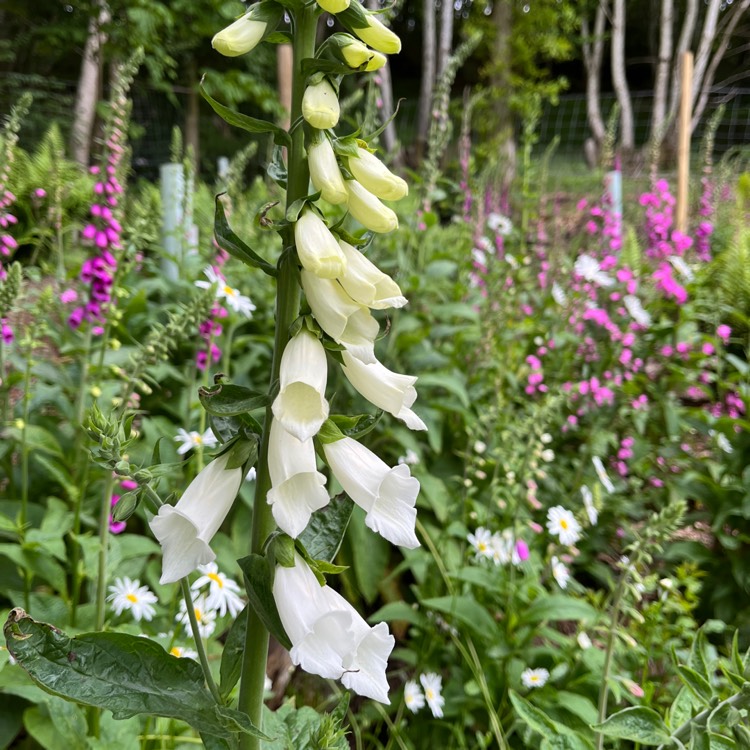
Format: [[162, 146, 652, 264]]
[[348, 147, 408, 201], [365, 51, 387, 71], [212, 3, 281, 57], [340, 38, 374, 68], [346, 180, 398, 233], [308, 137, 348, 205], [295, 210, 347, 278], [302, 79, 340, 130], [316, 0, 351, 12], [353, 14, 401, 55]]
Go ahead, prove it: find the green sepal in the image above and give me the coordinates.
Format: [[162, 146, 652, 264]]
[[111, 491, 139, 523], [268, 532, 296, 568], [199, 383, 268, 417], [237, 554, 292, 650], [289, 314, 322, 340], [317, 418, 346, 445], [330, 411, 382, 440], [333, 135, 361, 159], [213, 196, 278, 277], [331, 223, 373, 249], [263, 30, 293, 44], [221, 434, 259, 472], [314, 560, 348, 575], [208, 413, 263, 444], [301, 57, 354, 78], [254, 201, 284, 231], [201, 82, 291, 148], [337, 2, 370, 32], [286, 191, 321, 223]]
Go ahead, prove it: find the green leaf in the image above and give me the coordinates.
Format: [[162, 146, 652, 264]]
[[299, 494, 354, 562], [347, 508, 389, 604], [591, 706, 670, 744], [521, 595, 598, 624], [213, 196, 278, 277], [6, 425, 63, 457], [199, 383, 267, 417], [4, 610, 265, 740], [553, 691, 599, 726], [669, 686, 696, 731], [678, 664, 713, 703], [23, 696, 88, 750], [219, 605, 247, 700], [709, 734, 736, 750], [420, 594, 498, 641], [368, 601, 427, 628], [201, 84, 291, 147], [237, 554, 291, 650], [328, 412, 382, 440], [508, 690, 558, 739], [285, 192, 321, 223], [417, 371, 470, 409]]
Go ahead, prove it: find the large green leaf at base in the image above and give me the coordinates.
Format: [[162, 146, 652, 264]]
[[4, 609, 265, 741]]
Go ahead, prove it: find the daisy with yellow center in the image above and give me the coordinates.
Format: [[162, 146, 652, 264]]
[[546, 505, 582, 546], [419, 672, 444, 718], [192, 562, 245, 617], [194, 265, 256, 318], [176, 594, 217, 638], [107, 577, 158, 622], [174, 427, 218, 456], [521, 667, 549, 689], [467, 527, 493, 561]]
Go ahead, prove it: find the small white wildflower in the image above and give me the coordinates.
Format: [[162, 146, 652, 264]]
[[191, 562, 245, 618], [487, 212, 513, 236], [546, 506, 582, 546], [592, 456, 615, 493], [521, 667, 549, 689], [176, 595, 217, 639], [474, 440, 487, 454], [541, 448, 555, 463], [574, 254, 614, 287], [506, 253, 519, 269], [419, 673, 445, 718], [398, 449, 420, 466], [623, 295, 652, 328], [107, 577, 158, 622], [540, 433, 552, 444], [668, 255, 694, 280], [580, 485, 598, 525], [577, 632, 592, 650], [169, 645, 199, 660], [404, 680, 425, 713], [195, 266, 256, 318], [174, 428, 218, 456], [471, 247, 488, 266], [467, 527, 493, 561], [551, 555, 570, 589], [716, 432, 733, 454], [551, 282, 567, 305]]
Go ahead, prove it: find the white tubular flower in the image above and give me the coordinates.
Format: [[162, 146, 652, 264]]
[[341, 350, 427, 431], [301, 270, 379, 364], [308, 137, 348, 205], [346, 180, 399, 234], [267, 419, 329, 538], [324, 435, 419, 548], [338, 240, 407, 310], [272, 554, 394, 703], [211, 2, 281, 57], [149, 453, 243, 584], [295, 210, 347, 279], [348, 148, 408, 201], [317, 0, 350, 12], [302, 79, 340, 130], [272, 330, 330, 441]]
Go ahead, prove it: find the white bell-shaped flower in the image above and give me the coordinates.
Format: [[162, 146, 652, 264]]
[[211, 2, 281, 57], [324, 435, 420, 548], [267, 419, 329, 538], [273, 554, 394, 703], [308, 137, 348, 205], [346, 180, 398, 234], [302, 79, 340, 130], [295, 210, 347, 279], [301, 270, 379, 364], [341, 349, 426, 431], [150, 453, 243, 584], [272, 330, 330, 441], [348, 147, 408, 201], [338, 240, 407, 310]]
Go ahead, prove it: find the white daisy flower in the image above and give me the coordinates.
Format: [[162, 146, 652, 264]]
[[398, 449, 420, 466], [577, 632, 592, 650], [546, 505, 582, 546], [467, 527, 493, 561], [574, 254, 614, 287], [169, 645, 199, 660], [581, 485, 598, 525], [487, 212, 513, 236], [404, 680, 425, 713], [191, 562, 245, 618], [471, 247, 488, 266], [107, 577, 158, 622], [195, 266, 256, 318], [419, 672, 445, 718], [490, 531, 513, 565], [521, 667, 549, 689], [623, 295, 652, 328], [592, 456, 615, 493], [716, 432, 733, 454], [176, 595, 217, 639], [551, 282, 567, 305], [551, 555, 570, 589], [174, 428, 218, 456]]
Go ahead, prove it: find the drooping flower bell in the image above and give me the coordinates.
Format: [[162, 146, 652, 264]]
[[150, 453, 244, 584], [308, 136, 348, 205], [211, 1, 283, 57], [323, 431, 420, 548], [271, 330, 330, 442], [348, 147, 408, 201], [302, 78, 340, 130], [339, 3, 402, 55], [294, 210, 347, 279], [272, 553, 394, 703], [338, 240, 407, 309], [345, 180, 399, 234]]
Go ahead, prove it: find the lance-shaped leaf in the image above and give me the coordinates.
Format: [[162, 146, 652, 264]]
[[201, 84, 291, 148], [298, 495, 354, 563], [3, 609, 266, 740], [214, 196, 278, 277], [591, 706, 670, 744], [199, 383, 268, 417]]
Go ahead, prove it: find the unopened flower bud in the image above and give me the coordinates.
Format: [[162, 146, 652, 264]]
[[212, 2, 282, 57], [308, 137, 348, 205], [365, 51, 387, 71], [316, 0, 350, 12], [346, 180, 398, 233], [348, 147, 408, 201], [340, 5, 401, 55], [294, 210, 347, 279], [340, 38, 374, 68], [302, 79, 340, 130]]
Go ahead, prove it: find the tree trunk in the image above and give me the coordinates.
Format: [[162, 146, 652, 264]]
[[436, 0, 454, 79], [650, 0, 674, 145], [415, 0, 436, 162], [666, 0, 698, 126], [490, 0, 516, 192], [185, 58, 200, 174], [611, 0, 634, 152], [691, 0, 722, 108], [582, 1, 608, 154], [69, 2, 109, 166]]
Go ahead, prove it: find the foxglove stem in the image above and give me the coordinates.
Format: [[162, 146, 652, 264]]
[[237, 7, 317, 749]]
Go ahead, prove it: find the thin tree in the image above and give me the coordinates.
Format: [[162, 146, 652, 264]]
[[416, 0, 436, 161]]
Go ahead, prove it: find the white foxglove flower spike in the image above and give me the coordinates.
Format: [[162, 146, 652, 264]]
[[323, 434, 420, 548], [346, 180, 398, 234], [348, 147, 408, 201], [295, 210, 347, 279], [272, 330, 330, 441], [308, 136, 348, 205], [272, 554, 394, 703], [267, 418, 329, 538], [341, 349, 427, 431], [150, 453, 243, 584], [301, 270, 379, 364], [338, 240, 407, 310]]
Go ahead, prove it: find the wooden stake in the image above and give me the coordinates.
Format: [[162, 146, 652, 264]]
[[676, 51, 693, 234]]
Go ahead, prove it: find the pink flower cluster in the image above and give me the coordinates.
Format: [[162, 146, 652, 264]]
[[196, 249, 229, 372]]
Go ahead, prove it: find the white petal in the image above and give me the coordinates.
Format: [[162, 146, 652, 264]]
[[338, 240, 407, 310], [268, 471, 329, 538], [341, 622, 394, 703]]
